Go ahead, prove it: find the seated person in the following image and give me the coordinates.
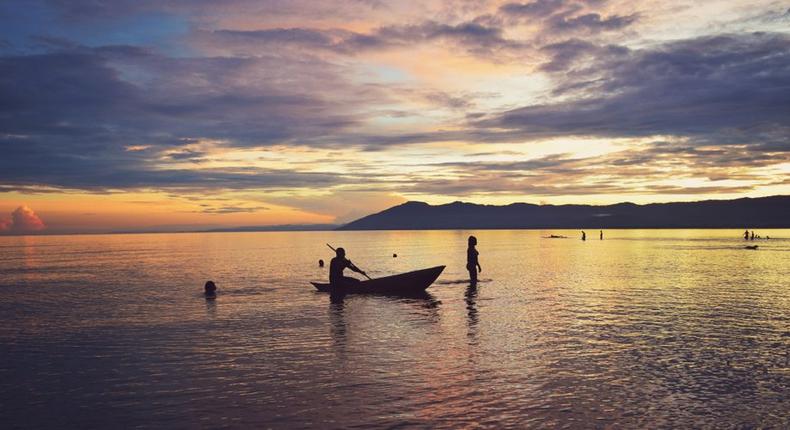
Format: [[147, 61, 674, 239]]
[[329, 247, 367, 287]]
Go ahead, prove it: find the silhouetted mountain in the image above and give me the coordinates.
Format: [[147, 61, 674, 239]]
[[339, 196, 790, 230]]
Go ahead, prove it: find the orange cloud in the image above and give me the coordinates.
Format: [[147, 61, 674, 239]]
[[0, 206, 46, 233]]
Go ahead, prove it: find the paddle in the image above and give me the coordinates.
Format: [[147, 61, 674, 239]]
[[326, 243, 373, 280]]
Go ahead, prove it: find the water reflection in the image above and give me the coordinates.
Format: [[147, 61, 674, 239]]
[[204, 295, 217, 317], [328, 293, 347, 356], [1, 229, 788, 428], [465, 284, 479, 343]]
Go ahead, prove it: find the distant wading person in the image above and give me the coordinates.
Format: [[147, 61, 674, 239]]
[[329, 247, 367, 287], [204, 281, 217, 298], [467, 236, 482, 285], [581, 231, 586, 241]]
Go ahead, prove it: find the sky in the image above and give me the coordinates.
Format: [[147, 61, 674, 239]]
[[1, 0, 789, 233]]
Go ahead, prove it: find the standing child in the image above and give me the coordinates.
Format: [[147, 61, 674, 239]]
[[467, 236, 482, 285]]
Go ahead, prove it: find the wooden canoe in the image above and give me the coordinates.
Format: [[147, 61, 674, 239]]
[[312, 265, 445, 294]]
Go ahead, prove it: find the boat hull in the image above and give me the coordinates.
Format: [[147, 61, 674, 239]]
[[312, 265, 445, 294]]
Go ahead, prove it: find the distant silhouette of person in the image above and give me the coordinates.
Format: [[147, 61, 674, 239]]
[[467, 236, 481, 285], [599, 230, 603, 240], [751, 231, 755, 241], [744, 229, 749, 240], [204, 281, 217, 298], [329, 247, 367, 287], [318, 259, 324, 267], [581, 231, 586, 241]]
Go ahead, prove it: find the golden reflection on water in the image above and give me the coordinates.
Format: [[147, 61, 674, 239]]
[[0, 229, 788, 428]]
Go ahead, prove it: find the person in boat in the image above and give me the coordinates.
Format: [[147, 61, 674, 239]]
[[467, 236, 482, 285], [329, 247, 367, 287]]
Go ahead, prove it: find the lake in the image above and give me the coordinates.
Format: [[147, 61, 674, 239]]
[[1, 230, 788, 428]]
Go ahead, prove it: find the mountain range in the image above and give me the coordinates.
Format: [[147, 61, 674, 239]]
[[339, 195, 790, 230]]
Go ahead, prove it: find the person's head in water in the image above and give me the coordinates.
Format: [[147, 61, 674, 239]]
[[468, 235, 477, 247], [335, 247, 346, 258], [204, 280, 217, 295]]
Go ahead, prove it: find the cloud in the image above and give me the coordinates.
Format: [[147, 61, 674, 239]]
[[399, 137, 790, 198], [0, 206, 46, 233], [1, 0, 787, 209], [498, 0, 636, 34], [195, 205, 269, 214], [203, 19, 525, 58], [482, 33, 790, 144], [539, 38, 628, 72], [43, 0, 385, 22], [0, 43, 391, 192], [499, 0, 571, 18], [548, 12, 638, 32]]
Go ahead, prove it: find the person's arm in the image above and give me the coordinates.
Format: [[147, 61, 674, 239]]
[[477, 261, 482, 273], [347, 260, 367, 277], [476, 251, 482, 273]]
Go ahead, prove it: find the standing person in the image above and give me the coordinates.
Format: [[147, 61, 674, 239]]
[[744, 229, 749, 240], [600, 230, 603, 240], [467, 235, 482, 285], [329, 247, 367, 287], [581, 231, 586, 241], [751, 231, 755, 241]]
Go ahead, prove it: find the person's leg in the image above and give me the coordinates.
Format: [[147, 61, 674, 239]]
[[468, 267, 477, 284]]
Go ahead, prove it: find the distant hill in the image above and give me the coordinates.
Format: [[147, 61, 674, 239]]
[[338, 196, 790, 230]]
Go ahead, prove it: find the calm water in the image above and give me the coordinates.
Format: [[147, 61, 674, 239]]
[[1, 230, 788, 428]]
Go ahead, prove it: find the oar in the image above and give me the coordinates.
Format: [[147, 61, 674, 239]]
[[326, 243, 373, 280]]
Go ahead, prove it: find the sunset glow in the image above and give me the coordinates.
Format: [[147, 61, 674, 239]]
[[1, 0, 788, 233]]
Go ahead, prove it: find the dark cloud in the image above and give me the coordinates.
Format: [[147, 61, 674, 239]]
[[483, 33, 790, 146], [44, 0, 384, 21], [210, 28, 339, 51], [548, 12, 638, 32], [0, 42, 387, 192], [1, 46, 363, 145], [499, 0, 571, 18], [539, 38, 628, 72], [0, 135, 349, 191]]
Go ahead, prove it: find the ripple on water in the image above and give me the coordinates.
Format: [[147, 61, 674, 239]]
[[0, 230, 789, 428]]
